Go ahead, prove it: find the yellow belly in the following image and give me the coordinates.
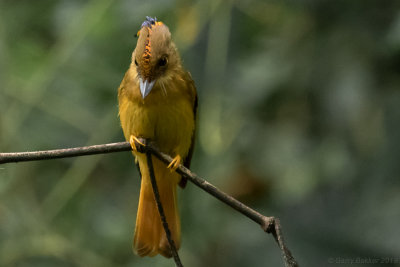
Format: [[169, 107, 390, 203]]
[[119, 95, 194, 159]]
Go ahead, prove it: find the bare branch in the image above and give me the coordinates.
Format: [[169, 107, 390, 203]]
[[0, 142, 132, 164], [139, 140, 299, 267], [145, 147, 183, 266], [0, 141, 298, 267]]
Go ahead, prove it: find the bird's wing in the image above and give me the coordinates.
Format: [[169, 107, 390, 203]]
[[179, 72, 198, 188]]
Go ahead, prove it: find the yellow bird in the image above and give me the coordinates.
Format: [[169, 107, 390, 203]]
[[118, 17, 197, 258]]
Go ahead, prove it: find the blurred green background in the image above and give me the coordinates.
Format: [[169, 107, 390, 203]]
[[1, 0, 400, 266]]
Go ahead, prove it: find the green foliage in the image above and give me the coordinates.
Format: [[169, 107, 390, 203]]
[[1, 0, 400, 266]]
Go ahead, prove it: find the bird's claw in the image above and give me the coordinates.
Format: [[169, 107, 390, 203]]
[[167, 155, 182, 172], [129, 135, 145, 152]]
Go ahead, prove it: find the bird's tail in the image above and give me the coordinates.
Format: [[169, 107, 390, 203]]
[[133, 156, 181, 258]]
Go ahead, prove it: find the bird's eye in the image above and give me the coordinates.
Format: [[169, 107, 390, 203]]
[[158, 57, 167, 67], [134, 59, 138, 66]]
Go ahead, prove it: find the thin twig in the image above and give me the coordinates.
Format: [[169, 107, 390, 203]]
[[140, 141, 299, 267], [0, 141, 298, 267], [0, 142, 132, 164], [145, 148, 183, 267]]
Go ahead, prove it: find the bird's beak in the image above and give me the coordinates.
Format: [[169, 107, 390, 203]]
[[139, 78, 155, 99]]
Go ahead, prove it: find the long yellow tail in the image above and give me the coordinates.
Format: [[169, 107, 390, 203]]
[[133, 155, 181, 258]]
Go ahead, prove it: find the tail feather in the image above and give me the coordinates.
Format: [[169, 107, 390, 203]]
[[133, 156, 181, 258]]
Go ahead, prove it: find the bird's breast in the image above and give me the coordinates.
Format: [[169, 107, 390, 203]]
[[120, 93, 194, 157]]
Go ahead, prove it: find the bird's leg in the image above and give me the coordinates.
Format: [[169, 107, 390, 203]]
[[129, 135, 146, 152], [167, 154, 182, 172]]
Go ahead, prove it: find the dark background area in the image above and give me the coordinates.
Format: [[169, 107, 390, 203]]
[[1, 0, 400, 266]]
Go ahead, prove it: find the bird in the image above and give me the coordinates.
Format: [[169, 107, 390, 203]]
[[118, 16, 197, 258]]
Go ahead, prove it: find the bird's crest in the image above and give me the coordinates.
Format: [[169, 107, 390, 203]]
[[141, 16, 163, 29], [136, 16, 165, 78], [136, 16, 163, 37]]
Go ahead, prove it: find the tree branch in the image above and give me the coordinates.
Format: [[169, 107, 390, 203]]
[[0, 141, 298, 267], [145, 147, 183, 266], [140, 140, 298, 267], [0, 142, 132, 164]]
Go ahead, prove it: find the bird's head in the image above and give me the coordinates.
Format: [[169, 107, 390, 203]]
[[132, 16, 179, 99]]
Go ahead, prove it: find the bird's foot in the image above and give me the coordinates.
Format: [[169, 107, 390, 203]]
[[167, 155, 182, 172], [129, 135, 146, 152]]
